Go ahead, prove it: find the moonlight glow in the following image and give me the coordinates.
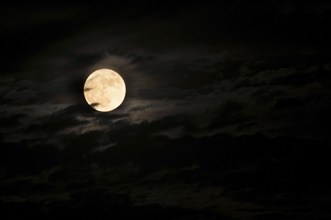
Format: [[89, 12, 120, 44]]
[[83, 69, 126, 112]]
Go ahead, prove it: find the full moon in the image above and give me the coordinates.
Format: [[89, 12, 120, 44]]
[[83, 69, 126, 112]]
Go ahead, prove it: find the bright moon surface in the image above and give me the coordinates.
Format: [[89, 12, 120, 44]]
[[83, 69, 126, 112]]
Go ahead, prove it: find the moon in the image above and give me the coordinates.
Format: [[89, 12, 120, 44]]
[[83, 69, 126, 112]]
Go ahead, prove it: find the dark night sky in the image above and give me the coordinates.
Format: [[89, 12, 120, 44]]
[[1, 1, 331, 219]]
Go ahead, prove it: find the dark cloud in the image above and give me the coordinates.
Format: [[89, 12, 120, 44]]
[[0, 113, 26, 129], [1, 1, 331, 219], [0, 141, 61, 177], [1, 118, 331, 218]]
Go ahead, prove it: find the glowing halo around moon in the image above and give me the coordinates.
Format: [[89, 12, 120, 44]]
[[83, 69, 126, 112]]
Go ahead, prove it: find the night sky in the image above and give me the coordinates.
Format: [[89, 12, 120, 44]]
[[1, 1, 331, 219]]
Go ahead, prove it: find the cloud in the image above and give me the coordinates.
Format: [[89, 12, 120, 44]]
[[2, 3, 331, 219], [1, 0, 331, 168], [1, 131, 331, 219]]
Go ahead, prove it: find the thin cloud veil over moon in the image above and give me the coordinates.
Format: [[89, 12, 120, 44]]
[[83, 69, 126, 112]]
